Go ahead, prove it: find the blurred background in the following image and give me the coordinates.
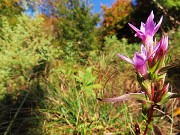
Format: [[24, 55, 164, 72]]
[[0, 0, 179, 134]]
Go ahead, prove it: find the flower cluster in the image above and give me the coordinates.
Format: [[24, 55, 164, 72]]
[[118, 11, 168, 103]]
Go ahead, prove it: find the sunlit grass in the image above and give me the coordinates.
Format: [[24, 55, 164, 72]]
[[0, 31, 179, 134]]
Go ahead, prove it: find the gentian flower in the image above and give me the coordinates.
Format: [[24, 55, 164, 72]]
[[128, 11, 163, 53], [152, 36, 168, 66], [118, 45, 148, 76], [117, 41, 161, 76], [155, 36, 168, 57]]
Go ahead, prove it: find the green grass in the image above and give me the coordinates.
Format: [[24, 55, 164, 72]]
[[0, 31, 179, 134]]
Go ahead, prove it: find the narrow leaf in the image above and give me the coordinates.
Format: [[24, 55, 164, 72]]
[[170, 93, 180, 99], [98, 93, 153, 103], [157, 92, 179, 105], [158, 64, 180, 75], [149, 58, 161, 74]]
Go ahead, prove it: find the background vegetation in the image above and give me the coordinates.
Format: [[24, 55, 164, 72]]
[[0, 0, 179, 134]]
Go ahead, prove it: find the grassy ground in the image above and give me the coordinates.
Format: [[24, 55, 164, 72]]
[[0, 30, 180, 135]]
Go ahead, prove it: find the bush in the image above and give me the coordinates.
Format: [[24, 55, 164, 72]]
[[0, 14, 57, 97]]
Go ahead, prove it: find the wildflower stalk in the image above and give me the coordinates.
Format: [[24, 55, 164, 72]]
[[143, 105, 155, 135], [99, 10, 180, 134]]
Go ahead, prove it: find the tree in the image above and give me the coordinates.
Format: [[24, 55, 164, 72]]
[[154, 0, 180, 31], [16, 0, 100, 61], [54, 0, 100, 61], [101, 0, 133, 36], [0, 0, 22, 26]]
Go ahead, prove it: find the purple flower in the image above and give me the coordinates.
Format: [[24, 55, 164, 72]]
[[128, 11, 163, 47], [153, 36, 168, 63], [117, 41, 161, 75], [156, 36, 168, 54], [118, 45, 148, 76]]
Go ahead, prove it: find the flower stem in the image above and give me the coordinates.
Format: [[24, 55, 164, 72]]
[[143, 105, 155, 135]]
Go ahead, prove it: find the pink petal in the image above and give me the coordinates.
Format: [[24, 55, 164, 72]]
[[133, 52, 146, 66], [145, 11, 155, 36], [128, 23, 145, 40], [141, 44, 147, 57], [117, 54, 133, 64], [154, 36, 168, 57], [140, 22, 145, 33], [151, 42, 160, 56], [128, 23, 140, 32], [161, 36, 168, 52], [153, 16, 163, 35], [133, 51, 147, 75]]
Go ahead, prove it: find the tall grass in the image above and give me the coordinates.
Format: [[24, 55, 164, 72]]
[[0, 22, 179, 134]]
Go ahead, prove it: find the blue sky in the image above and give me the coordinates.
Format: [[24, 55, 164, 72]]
[[24, 0, 137, 17], [91, 0, 116, 13], [91, 0, 137, 13]]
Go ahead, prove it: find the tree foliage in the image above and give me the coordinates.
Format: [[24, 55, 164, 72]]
[[155, 0, 180, 30], [101, 0, 133, 35], [55, 0, 100, 61], [0, 0, 22, 26], [21, 0, 100, 62], [157, 0, 180, 10]]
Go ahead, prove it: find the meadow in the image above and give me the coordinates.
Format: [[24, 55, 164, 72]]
[[0, 0, 180, 134]]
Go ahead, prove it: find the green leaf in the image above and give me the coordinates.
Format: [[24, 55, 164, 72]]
[[84, 68, 96, 85], [157, 92, 180, 105], [83, 88, 96, 98], [170, 93, 180, 98], [149, 59, 161, 74]]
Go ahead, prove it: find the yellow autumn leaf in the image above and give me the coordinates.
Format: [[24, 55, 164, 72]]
[[173, 107, 180, 117]]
